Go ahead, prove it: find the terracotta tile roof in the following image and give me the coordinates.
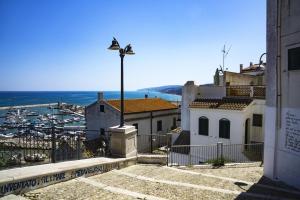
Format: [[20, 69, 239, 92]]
[[189, 98, 252, 111], [107, 98, 178, 114]]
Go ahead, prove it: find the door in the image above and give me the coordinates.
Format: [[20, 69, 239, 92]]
[[245, 118, 250, 145]]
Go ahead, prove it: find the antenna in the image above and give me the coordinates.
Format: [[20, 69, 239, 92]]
[[220, 44, 231, 73]]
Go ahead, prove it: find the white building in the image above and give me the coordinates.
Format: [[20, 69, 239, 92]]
[[171, 62, 266, 164], [189, 98, 265, 146], [180, 62, 266, 145], [264, 0, 300, 189], [85, 93, 179, 151]]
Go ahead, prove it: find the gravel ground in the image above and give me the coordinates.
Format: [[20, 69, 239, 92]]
[[23, 179, 136, 200], [91, 170, 238, 200]]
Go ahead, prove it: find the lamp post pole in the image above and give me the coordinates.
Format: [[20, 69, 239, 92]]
[[120, 53, 125, 127], [108, 37, 135, 128], [258, 53, 267, 68]]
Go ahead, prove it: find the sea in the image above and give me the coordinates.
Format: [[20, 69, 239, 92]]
[[0, 91, 181, 107]]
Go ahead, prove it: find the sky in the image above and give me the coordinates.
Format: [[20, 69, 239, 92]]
[[0, 0, 266, 91]]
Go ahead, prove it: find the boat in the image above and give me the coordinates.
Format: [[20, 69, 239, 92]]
[[0, 133, 14, 140], [73, 117, 81, 122]]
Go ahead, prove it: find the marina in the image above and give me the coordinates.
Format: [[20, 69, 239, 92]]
[[0, 103, 88, 169], [0, 103, 86, 138]]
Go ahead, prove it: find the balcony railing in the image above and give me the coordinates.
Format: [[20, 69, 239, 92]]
[[226, 85, 265, 99]]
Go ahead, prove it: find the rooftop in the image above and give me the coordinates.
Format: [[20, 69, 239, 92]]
[[189, 98, 253, 111], [241, 63, 265, 73], [107, 98, 178, 114]]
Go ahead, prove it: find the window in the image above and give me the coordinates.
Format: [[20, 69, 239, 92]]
[[253, 114, 263, 127], [100, 128, 105, 135], [100, 105, 105, 112], [219, 118, 230, 139], [198, 117, 209, 136], [288, 47, 300, 71], [157, 120, 162, 132], [133, 123, 138, 135], [172, 117, 177, 128]]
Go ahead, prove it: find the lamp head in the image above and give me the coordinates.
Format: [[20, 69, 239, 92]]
[[108, 37, 120, 50], [125, 44, 135, 55]]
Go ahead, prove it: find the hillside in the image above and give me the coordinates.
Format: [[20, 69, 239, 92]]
[[138, 85, 182, 95]]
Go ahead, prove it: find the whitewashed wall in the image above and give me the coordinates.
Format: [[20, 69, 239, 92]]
[[244, 99, 265, 143], [86, 101, 178, 140], [190, 108, 246, 145], [85, 101, 119, 140], [264, 0, 300, 189], [181, 81, 198, 131]]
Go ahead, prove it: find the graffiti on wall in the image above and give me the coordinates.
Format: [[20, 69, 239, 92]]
[[285, 110, 300, 154], [0, 162, 120, 196]]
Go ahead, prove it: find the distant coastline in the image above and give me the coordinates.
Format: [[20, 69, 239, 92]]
[[138, 85, 182, 96]]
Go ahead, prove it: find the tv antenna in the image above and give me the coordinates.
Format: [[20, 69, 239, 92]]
[[219, 44, 231, 73]]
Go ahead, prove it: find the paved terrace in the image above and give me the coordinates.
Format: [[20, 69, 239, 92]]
[[2, 161, 300, 200]]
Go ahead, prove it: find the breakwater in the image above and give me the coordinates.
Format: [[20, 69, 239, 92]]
[[0, 103, 62, 110]]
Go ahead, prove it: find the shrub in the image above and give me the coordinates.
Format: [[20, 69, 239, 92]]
[[0, 158, 7, 167], [206, 157, 226, 166], [82, 149, 95, 158]]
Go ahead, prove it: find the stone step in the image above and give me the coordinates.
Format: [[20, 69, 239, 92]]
[[105, 164, 300, 200], [22, 179, 136, 200], [114, 169, 300, 200], [170, 166, 300, 198], [120, 164, 254, 192], [77, 177, 167, 200], [171, 164, 263, 183], [9, 164, 300, 200], [90, 169, 239, 200]]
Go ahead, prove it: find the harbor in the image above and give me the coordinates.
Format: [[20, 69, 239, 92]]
[[0, 103, 90, 169], [0, 103, 86, 138]]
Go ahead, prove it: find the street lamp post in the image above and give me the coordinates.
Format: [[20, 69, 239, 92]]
[[258, 53, 266, 68], [108, 37, 135, 127]]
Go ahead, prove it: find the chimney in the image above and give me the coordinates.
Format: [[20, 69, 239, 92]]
[[145, 94, 148, 99], [250, 62, 253, 66], [97, 92, 104, 103], [240, 64, 243, 73]]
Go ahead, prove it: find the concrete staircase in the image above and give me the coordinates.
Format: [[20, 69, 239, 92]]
[[19, 164, 300, 200]]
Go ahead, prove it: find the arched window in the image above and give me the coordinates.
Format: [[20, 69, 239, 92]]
[[198, 117, 209, 136], [219, 118, 230, 139]]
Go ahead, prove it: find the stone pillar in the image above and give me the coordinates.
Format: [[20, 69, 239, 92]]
[[109, 125, 137, 158]]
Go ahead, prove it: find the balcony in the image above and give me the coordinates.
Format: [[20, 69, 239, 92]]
[[226, 85, 266, 99]]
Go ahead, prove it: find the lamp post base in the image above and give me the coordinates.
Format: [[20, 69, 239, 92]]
[[109, 125, 137, 158]]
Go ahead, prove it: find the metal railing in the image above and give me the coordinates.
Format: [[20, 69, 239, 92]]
[[226, 86, 265, 99], [137, 134, 170, 154], [168, 142, 263, 166], [0, 127, 107, 170]]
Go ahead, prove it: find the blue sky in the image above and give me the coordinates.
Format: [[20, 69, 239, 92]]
[[0, 0, 266, 91]]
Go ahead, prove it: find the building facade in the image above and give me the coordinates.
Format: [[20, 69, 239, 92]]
[[171, 65, 266, 164], [85, 93, 179, 141], [264, 0, 300, 189], [189, 98, 265, 146], [180, 61, 266, 147]]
